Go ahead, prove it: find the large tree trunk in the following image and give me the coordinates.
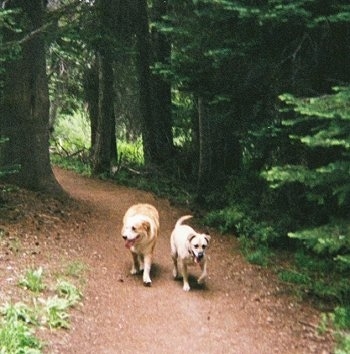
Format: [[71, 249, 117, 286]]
[[92, 51, 116, 175], [0, 0, 63, 195], [135, 0, 155, 165], [150, 0, 173, 164], [91, 0, 117, 175]]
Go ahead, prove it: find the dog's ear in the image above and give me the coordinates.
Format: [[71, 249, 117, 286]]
[[204, 234, 211, 244], [141, 220, 150, 232], [188, 234, 197, 242]]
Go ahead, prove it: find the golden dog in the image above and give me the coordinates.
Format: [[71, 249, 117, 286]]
[[121, 203, 159, 286], [170, 215, 211, 291]]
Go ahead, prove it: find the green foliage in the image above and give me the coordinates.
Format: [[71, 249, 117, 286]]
[[0, 317, 42, 354], [51, 110, 91, 156], [240, 236, 272, 267], [0, 8, 22, 65], [261, 87, 350, 288], [265, 88, 350, 209], [18, 267, 45, 293], [1, 302, 38, 326], [1, 265, 85, 353], [113, 164, 192, 206], [288, 221, 350, 256], [333, 307, 350, 330], [41, 296, 71, 329], [55, 280, 82, 307], [319, 307, 350, 354], [51, 154, 91, 176], [278, 269, 310, 285], [63, 261, 86, 278], [281, 250, 350, 304], [117, 140, 144, 166], [204, 206, 245, 234], [336, 335, 350, 354], [204, 203, 280, 243]]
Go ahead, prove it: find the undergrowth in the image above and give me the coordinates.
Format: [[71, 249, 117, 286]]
[[0, 264, 84, 353]]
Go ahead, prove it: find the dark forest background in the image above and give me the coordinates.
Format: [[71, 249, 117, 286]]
[[1, 1, 350, 345]]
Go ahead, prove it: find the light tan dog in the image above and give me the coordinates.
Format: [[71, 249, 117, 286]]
[[170, 215, 211, 291], [121, 203, 159, 286]]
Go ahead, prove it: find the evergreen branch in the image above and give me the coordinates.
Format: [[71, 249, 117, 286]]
[[1, 0, 83, 50]]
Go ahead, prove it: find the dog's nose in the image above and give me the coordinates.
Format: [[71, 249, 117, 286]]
[[198, 252, 204, 259]]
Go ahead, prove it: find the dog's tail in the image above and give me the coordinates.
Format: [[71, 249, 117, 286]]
[[175, 215, 193, 228]]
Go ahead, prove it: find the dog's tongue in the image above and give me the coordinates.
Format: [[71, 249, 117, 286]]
[[125, 239, 135, 249], [194, 256, 200, 264]]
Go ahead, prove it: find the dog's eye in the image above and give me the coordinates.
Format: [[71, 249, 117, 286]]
[[132, 226, 136, 231], [194, 244, 199, 249], [202, 245, 206, 249]]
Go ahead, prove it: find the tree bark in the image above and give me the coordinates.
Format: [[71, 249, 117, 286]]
[[92, 51, 116, 175], [83, 59, 99, 155], [91, 0, 117, 175], [0, 0, 64, 195], [150, 0, 174, 164], [196, 97, 211, 201], [136, 0, 156, 165]]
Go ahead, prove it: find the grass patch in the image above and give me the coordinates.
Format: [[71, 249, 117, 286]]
[[0, 264, 85, 353], [278, 269, 310, 285], [51, 154, 91, 175], [0, 316, 42, 354], [18, 267, 45, 293], [63, 261, 86, 278], [55, 280, 82, 306]]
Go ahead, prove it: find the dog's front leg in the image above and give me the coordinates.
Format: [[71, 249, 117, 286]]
[[142, 254, 152, 286], [197, 260, 207, 285], [171, 253, 179, 279], [181, 262, 190, 291], [130, 252, 139, 275]]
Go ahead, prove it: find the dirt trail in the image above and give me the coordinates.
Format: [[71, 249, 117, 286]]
[[48, 168, 332, 354]]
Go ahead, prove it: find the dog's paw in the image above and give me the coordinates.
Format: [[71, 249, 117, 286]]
[[143, 281, 152, 287], [130, 268, 138, 275], [183, 283, 190, 291]]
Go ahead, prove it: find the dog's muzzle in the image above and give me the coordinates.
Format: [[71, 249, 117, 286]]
[[123, 235, 140, 249], [192, 251, 204, 264]]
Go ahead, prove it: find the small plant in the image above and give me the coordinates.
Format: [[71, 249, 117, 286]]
[[41, 296, 71, 329], [56, 280, 82, 306], [0, 317, 42, 354], [19, 267, 45, 293], [0, 303, 41, 353], [64, 261, 86, 278], [1, 302, 38, 326], [278, 269, 310, 285], [240, 236, 272, 267], [1, 265, 85, 353], [318, 307, 350, 354]]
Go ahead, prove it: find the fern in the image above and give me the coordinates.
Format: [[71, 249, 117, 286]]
[[289, 221, 350, 256]]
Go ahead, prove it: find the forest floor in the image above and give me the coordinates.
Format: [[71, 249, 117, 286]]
[[0, 167, 334, 353]]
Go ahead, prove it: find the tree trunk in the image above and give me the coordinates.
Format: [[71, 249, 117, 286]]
[[92, 51, 116, 175], [196, 97, 211, 201], [83, 59, 99, 155], [136, 0, 156, 165], [150, 0, 173, 164], [0, 0, 64, 195]]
